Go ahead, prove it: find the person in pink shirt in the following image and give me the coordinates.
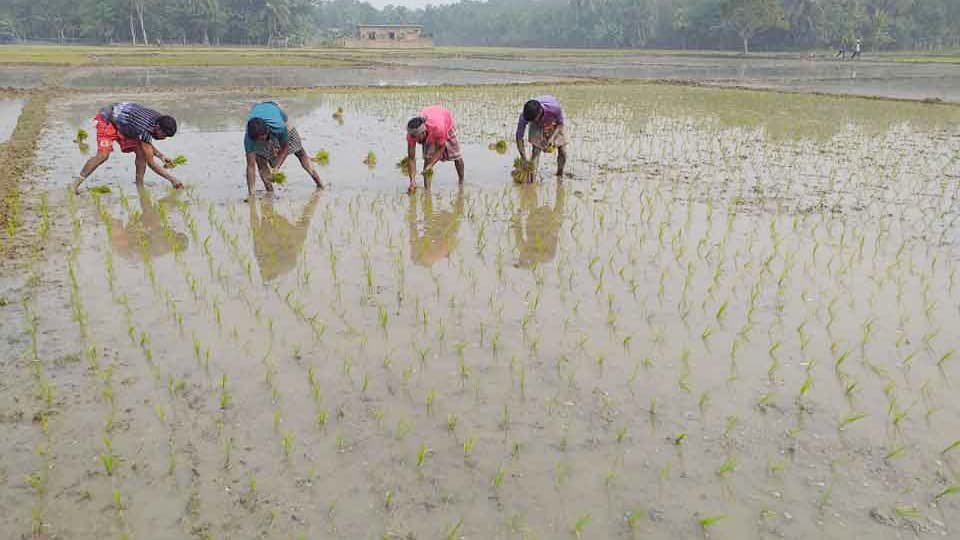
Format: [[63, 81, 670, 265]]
[[405, 105, 465, 193]]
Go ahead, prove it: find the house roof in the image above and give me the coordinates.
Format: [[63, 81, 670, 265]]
[[357, 24, 423, 29]]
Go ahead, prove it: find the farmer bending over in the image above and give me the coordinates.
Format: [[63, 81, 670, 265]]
[[73, 102, 182, 193], [244, 101, 324, 198], [517, 95, 567, 182], [405, 105, 465, 193]]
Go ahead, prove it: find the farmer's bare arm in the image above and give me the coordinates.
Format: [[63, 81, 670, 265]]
[[246, 152, 259, 196], [406, 140, 418, 190], [143, 143, 182, 187], [424, 147, 444, 171]]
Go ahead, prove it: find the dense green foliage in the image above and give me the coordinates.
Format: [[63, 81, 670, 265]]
[[2, 0, 958, 51]]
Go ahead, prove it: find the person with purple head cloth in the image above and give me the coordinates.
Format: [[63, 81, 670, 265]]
[[516, 95, 567, 182]]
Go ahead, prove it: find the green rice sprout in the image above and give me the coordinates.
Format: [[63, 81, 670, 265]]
[[573, 514, 591, 539], [396, 417, 412, 440], [364, 150, 377, 167], [416, 442, 428, 468], [282, 433, 294, 458], [447, 413, 458, 433], [894, 505, 922, 520], [698, 514, 726, 529], [626, 508, 644, 530], [90, 185, 112, 194], [463, 437, 476, 459], [942, 440, 960, 455], [715, 301, 728, 323], [489, 139, 509, 154], [425, 389, 436, 414], [101, 452, 116, 476], [313, 149, 330, 165], [838, 412, 867, 431], [799, 375, 813, 398], [271, 171, 287, 184], [165, 155, 188, 168], [492, 464, 505, 488], [717, 457, 737, 477], [938, 350, 955, 367], [445, 519, 462, 540], [935, 485, 959, 501], [884, 446, 906, 460], [74, 128, 88, 143]]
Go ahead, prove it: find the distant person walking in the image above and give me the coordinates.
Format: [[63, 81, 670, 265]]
[[405, 105, 465, 193], [835, 39, 847, 60], [73, 102, 183, 193], [244, 101, 325, 198], [516, 95, 567, 181], [850, 38, 863, 60]]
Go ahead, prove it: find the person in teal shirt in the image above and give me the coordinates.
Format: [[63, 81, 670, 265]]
[[244, 101, 325, 197]]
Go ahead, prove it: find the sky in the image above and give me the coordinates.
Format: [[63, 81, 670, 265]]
[[365, 0, 460, 8]]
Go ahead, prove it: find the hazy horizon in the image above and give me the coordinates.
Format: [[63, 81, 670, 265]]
[[365, 0, 460, 9]]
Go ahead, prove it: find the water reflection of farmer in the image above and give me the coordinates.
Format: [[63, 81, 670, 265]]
[[512, 185, 566, 268], [407, 188, 464, 267], [110, 186, 188, 260], [248, 192, 321, 281]]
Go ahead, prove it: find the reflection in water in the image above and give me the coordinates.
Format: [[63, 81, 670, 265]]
[[110, 187, 188, 261], [512, 185, 565, 268], [249, 193, 321, 281], [407, 189, 464, 267]]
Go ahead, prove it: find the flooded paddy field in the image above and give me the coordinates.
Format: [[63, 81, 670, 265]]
[[0, 66, 53, 90], [376, 53, 960, 103], [5, 46, 957, 102], [2, 74, 960, 540], [0, 98, 24, 143], [61, 65, 574, 90]]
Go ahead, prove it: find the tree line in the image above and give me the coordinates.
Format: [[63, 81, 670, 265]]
[[2, 0, 958, 52]]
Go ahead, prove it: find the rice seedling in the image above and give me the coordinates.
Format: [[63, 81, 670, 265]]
[[364, 150, 377, 167], [463, 437, 476, 459], [445, 519, 463, 540], [838, 412, 867, 431], [717, 457, 737, 478], [942, 440, 960, 455], [935, 485, 959, 501], [73, 128, 88, 143], [313, 149, 330, 165], [164, 155, 188, 169], [416, 442, 428, 468], [272, 171, 287, 184], [698, 514, 726, 530], [489, 139, 509, 154], [282, 433, 294, 459], [573, 514, 591, 539]]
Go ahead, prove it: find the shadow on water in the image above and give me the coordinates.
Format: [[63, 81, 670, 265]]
[[407, 188, 464, 267], [512, 184, 566, 269], [108, 186, 188, 261], [248, 191, 321, 281]]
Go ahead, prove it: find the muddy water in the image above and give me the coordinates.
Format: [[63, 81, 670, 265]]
[[63, 65, 574, 90], [0, 98, 24, 143], [384, 54, 960, 102], [0, 66, 53, 89], [2, 84, 960, 540]]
